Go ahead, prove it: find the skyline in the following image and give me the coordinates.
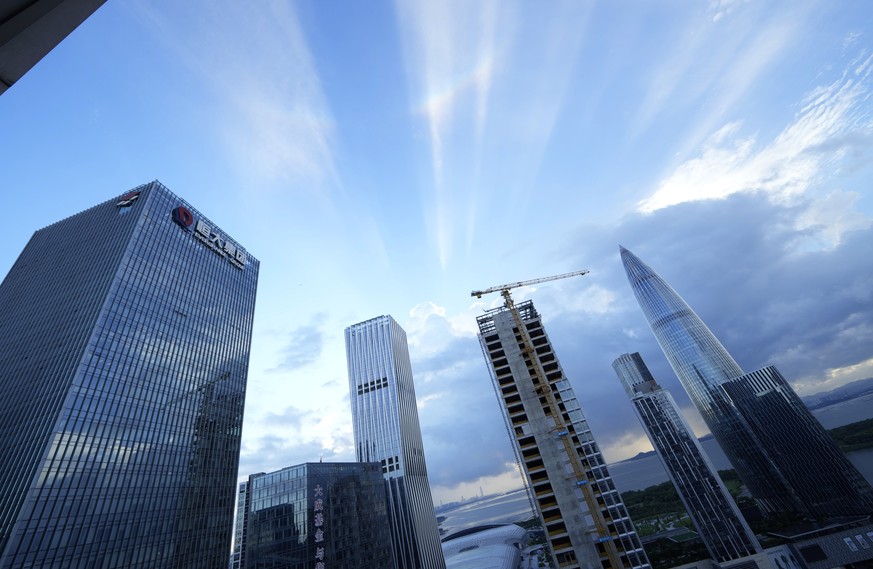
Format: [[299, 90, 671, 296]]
[[2, 0, 873, 504]]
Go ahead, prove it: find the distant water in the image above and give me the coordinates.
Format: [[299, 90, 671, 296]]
[[438, 397, 873, 534], [609, 397, 873, 492], [436, 489, 534, 537]]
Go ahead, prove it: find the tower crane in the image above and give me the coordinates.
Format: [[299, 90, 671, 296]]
[[470, 269, 589, 300], [472, 269, 628, 569]]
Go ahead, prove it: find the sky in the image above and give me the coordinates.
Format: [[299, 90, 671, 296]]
[[1, 0, 873, 505]]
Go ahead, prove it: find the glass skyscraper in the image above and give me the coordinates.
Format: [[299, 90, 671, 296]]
[[477, 300, 650, 569], [344, 315, 445, 569], [235, 462, 395, 569], [0, 181, 259, 568], [722, 366, 873, 517], [613, 352, 760, 562], [620, 246, 873, 518]]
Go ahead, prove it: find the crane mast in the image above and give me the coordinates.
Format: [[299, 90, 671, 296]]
[[473, 270, 628, 569]]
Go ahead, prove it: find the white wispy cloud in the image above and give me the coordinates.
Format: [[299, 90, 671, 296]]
[[639, 52, 873, 250], [393, 0, 503, 268], [135, 0, 338, 192]]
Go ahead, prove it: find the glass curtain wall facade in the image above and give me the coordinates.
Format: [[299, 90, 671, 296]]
[[0, 181, 259, 568], [238, 462, 394, 569], [477, 301, 650, 569], [722, 367, 873, 518], [613, 353, 760, 562], [231, 481, 250, 569], [344, 316, 445, 569], [620, 246, 873, 519], [619, 246, 797, 515]]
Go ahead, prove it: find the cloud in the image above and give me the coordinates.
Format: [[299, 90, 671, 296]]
[[135, 0, 338, 189], [640, 52, 873, 215], [238, 434, 352, 481], [272, 317, 326, 371]]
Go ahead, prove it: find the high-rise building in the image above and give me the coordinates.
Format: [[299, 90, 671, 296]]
[[476, 300, 650, 569], [231, 481, 250, 569], [0, 181, 259, 568], [722, 366, 873, 517], [620, 246, 873, 518], [1, 0, 109, 95], [345, 315, 445, 569], [234, 462, 395, 569], [613, 352, 760, 562]]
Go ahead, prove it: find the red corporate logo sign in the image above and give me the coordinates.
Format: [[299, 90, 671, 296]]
[[172, 206, 194, 228], [171, 206, 246, 269], [116, 191, 141, 208]]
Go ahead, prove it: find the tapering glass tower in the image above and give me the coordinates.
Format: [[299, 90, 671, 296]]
[[620, 246, 797, 514], [620, 246, 873, 518], [0, 182, 259, 568], [613, 353, 760, 562], [345, 316, 445, 569]]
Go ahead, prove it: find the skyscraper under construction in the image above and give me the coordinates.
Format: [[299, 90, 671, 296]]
[[476, 299, 649, 569]]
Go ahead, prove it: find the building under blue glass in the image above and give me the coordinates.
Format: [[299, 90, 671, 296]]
[[236, 462, 395, 569], [0, 181, 259, 568]]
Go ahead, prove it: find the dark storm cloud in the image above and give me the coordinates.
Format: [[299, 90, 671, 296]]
[[539, 192, 873, 455], [412, 193, 872, 482], [411, 335, 519, 488]]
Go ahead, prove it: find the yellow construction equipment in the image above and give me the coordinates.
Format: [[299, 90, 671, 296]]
[[472, 270, 627, 569]]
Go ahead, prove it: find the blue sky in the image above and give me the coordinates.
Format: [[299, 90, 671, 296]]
[[2, 0, 873, 504]]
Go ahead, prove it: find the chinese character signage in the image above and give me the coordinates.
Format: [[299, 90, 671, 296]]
[[314, 483, 326, 569]]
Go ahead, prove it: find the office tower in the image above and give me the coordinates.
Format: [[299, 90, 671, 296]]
[[620, 246, 873, 518], [0, 181, 259, 568], [722, 367, 873, 517], [345, 315, 445, 569], [231, 481, 250, 569], [613, 352, 760, 563], [1, 0, 108, 95], [477, 300, 650, 569], [235, 462, 394, 569]]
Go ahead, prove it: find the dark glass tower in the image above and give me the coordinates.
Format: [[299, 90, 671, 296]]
[[237, 462, 395, 569], [0, 181, 259, 568], [345, 316, 445, 569], [620, 246, 873, 518], [613, 353, 760, 562], [722, 366, 873, 517]]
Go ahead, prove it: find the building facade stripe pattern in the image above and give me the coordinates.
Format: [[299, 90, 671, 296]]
[[619, 245, 798, 514], [612, 352, 760, 563], [0, 181, 258, 568], [722, 366, 873, 517], [620, 245, 873, 519], [345, 315, 445, 569], [477, 301, 650, 569]]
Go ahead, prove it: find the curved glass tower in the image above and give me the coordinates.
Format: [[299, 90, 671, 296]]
[[620, 246, 873, 518], [619, 246, 798, 514]]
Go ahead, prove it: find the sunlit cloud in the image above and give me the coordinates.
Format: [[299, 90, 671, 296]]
[[640, 52, 873, 236], [393, 0, 503, 268]]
